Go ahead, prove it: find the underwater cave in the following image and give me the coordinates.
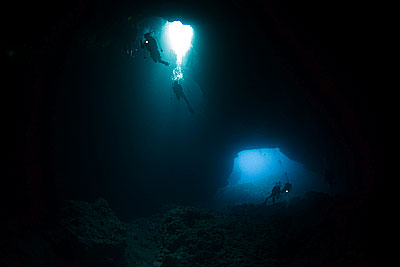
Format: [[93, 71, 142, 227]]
[[3, 0, 382, 266], [215, 148, 330, 208]]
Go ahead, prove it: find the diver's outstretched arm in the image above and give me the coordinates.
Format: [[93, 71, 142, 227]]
[[159, 59, 169, 66]]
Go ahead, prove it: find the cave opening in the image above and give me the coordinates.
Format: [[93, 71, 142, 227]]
[[215, 148, 330, 207]]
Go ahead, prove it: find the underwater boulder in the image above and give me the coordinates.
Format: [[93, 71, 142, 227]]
[[60, 198, 128, 266]]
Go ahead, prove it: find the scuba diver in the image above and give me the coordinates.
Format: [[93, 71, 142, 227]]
[[281, 182, 292, 194], [172, 81, 195, 114], [264, 182, 281, 205], [281, 172, 292, 195], [140, 32, 169, 66]]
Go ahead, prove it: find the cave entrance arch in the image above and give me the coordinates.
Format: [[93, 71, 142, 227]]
[[215, 148, 330, 207]]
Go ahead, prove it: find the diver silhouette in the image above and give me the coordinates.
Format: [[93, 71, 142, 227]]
[[140, 32, 169, 66], [264, 182, 281, 204], [172, 81, 195, 114], [281, 182, 292, 194]]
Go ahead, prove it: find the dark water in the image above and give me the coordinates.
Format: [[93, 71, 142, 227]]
[[3, 0, 381, 265]]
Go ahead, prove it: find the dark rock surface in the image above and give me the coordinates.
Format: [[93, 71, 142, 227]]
[[1, 198, 128, 266], [1, 192, 374, 266], [59, 197, 129, 266], [152, 193, 371, 267], [124, 215, 162, 266]]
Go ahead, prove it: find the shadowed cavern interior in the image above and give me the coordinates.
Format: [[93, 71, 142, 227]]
[[3, 0, 383, 266]]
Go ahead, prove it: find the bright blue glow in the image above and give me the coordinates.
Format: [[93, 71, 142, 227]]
[[237, 150, 268, 175], [231, 148, 290, 184], [165, 21, 194, 81]]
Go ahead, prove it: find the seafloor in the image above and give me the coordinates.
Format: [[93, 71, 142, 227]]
[[2, 192, 372, 266]]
